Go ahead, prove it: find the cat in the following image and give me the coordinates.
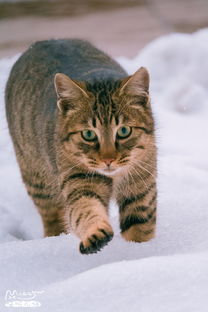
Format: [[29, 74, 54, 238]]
[[5, 39, 157, 254]]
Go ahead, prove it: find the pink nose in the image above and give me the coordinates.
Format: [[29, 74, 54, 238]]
[[101, 158, 115, 166]]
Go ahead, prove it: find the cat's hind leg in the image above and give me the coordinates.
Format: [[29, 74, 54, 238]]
[[23, 174, 67, 237], [38, 204, 66, 237]]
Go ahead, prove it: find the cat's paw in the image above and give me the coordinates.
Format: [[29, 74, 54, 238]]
[[121, 224, 155, 242], [79, 224, 114, 254]]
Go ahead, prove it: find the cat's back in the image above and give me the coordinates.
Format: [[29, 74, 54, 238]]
[[5, 39, 126, 172], [6, 39, 126, 118], [7, 39, 125, 88], [6, 39, 126, 132]]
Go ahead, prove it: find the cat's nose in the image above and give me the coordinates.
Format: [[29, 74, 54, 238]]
[[101, 158, 115, 167]]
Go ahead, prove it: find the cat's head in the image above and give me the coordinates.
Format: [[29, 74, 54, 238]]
[[54, 67, 155, 177]]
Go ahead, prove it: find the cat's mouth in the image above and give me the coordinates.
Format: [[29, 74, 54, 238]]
[[96, 167, 123, 176], [87, 158, 128, 176]]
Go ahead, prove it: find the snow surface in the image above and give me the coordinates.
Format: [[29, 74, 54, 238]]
[[0, 29, 208, 311]]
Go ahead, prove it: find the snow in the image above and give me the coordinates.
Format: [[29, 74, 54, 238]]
[[0, 29, 208, 311]]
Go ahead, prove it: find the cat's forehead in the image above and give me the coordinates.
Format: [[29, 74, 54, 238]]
[[86, 80, 122, 126], [68, 79, 140, 130], [89, 114, 122, 130]]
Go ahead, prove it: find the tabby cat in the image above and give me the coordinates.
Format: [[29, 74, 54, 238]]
[[5, 39, 157, 254]]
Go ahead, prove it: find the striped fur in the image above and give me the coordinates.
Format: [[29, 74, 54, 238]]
[[5, 39, 157, 254]]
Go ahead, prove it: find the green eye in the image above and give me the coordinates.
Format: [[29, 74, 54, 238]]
[[117, 126, 132, 139], [81, 129, 97, 141]]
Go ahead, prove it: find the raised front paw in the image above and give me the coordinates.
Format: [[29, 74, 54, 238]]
[[79, 223, 114, 254]]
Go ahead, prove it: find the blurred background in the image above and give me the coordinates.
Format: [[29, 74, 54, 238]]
[[0, 0, 208, 59]]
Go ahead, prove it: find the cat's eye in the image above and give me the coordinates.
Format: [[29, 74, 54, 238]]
[[81, 130, 97, 141], [117, 126, 132, 139]]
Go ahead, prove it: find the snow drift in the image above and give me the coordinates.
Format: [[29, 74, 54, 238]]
[[0, 29, 208, 311]]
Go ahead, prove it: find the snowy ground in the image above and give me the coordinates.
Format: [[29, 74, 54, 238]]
[[0, 29, 208, 311]]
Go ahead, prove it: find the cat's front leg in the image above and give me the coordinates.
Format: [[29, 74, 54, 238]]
[[60, 173, 113, 254], [116, 175, 157, 243], [70, 195, 113, 254]]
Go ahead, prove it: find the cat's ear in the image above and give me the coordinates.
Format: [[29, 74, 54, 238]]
[[119, 67, 149, 96], [54, 73, 89, 113]]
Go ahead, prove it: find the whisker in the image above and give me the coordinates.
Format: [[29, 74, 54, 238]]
[[128, 163, 149, 191], [130, 159, 156, 179], [136, 159, 157, 171], [137, 163, 156, 179], [130, 158, 157, 171]]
